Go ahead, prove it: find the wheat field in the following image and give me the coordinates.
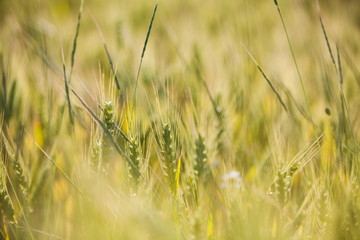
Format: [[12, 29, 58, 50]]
[[0, 0, 360, 239]]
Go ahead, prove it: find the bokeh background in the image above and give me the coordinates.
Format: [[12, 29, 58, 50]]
[[0, 0, 360, 239]]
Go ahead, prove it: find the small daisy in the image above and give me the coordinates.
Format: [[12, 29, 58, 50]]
[[221, 170, 242, 189]]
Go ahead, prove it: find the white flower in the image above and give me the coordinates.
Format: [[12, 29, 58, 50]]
[[221, 170, 241, 189]]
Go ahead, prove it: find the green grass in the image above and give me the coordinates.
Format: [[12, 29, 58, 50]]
[[0, 0, 359, 239]]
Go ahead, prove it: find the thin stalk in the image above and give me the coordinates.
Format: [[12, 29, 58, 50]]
[[316, 0, 337, 73], [68, 0, 84, 84], [274, 2, 312, 120], [238, 38, 290, 117], [196, 65, 221, 119], [131, 2, 158, 114], [60, 35, 74, 126], [24, 130, 81, 193]]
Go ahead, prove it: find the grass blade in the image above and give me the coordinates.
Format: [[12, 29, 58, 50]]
[[336, 45, 343, 86], [24, 129, 81, 193], [60, 35, 74, 126], [68, 0, 84, 84], [237, 38, 290, 117], [174, 148, 181, 197], [274, 1, 312, 120], [132, 2, 158, 112], [317, 5, 337, 72]]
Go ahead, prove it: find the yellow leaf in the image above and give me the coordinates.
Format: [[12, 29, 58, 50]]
[[207, 214, 213, 240], [174, 149, 181, 197]]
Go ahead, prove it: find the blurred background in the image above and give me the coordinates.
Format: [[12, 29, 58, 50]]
[[1, 0, 359, 103], [0, 0, 360, 239]]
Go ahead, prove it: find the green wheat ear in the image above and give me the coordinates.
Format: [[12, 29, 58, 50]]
[[287, 161, 300, 178], [285, 161, 299, 191], [12, 157, 28, 198], [128, 138, 141, 191], [275, 170, 288, 207], [103, 101, 115, 134], [0, 173, 16, 224], [101, 101, 115, 174], [161, 123, 177, 195], [194, 133, 207, 179]]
